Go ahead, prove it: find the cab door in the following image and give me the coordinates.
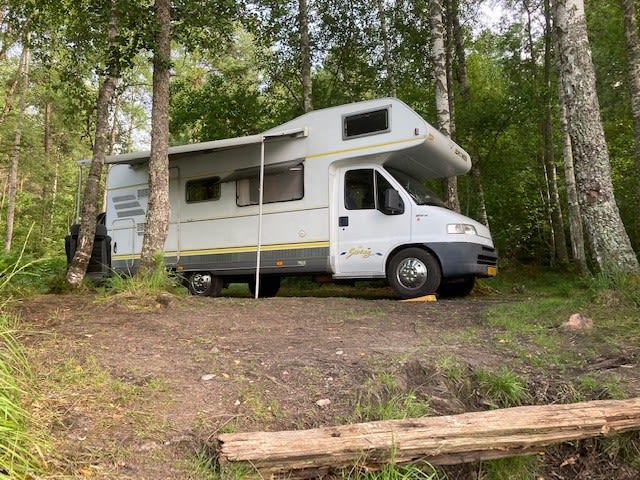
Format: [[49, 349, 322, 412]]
[[335, 167, 411, 277]]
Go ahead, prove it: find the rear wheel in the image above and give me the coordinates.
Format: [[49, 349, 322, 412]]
[[248, 275, 281, 298], [188, 272, 223, 297], [387, 248, 441, 299]]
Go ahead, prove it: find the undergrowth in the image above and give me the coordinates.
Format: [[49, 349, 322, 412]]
[[0, 316, 43, 479]]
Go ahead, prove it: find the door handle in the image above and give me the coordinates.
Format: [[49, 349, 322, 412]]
[[339, 216, 349, 227]]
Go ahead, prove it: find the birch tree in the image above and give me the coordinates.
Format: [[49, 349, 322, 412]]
[[3, 37, 29, 253], [139, 0, 171, 273], [299, 0, 312, 112], [431, 0, 460, 212], [557, 73, 587, 272], [619, 0, 640, 208], [554, 0, 639, 274], [542, 0, 568, 265], [377, 0, 397, 97]]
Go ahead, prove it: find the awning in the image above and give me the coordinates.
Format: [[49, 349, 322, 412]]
[[86, 126, 308, 166]]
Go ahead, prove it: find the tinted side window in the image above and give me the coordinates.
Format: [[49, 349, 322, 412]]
[[343, 108, 389, 139], [186, 177, 221, 203]]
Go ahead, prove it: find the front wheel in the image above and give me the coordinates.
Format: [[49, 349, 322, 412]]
[[188, 272, 223, 297], [387, 248, 441, 299]]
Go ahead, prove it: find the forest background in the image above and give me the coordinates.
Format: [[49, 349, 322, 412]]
[[0, 0, 639, 274]]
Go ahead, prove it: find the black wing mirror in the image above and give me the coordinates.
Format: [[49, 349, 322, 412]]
[[383, 188, 404, 215]]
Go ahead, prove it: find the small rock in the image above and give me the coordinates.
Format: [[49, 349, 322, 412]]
[[210, 347, 220, 354], [201, 374, 216, 381], [562, 313, 593, 330], [138, 441, 159, 451], [156, 293, 173, 307], [316, 398, 331, 407]]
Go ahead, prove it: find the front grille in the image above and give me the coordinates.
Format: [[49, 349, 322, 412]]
[[478, 246, 498, 266]]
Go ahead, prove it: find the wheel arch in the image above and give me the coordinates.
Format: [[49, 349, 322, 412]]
[[384, 243, 443, 276]]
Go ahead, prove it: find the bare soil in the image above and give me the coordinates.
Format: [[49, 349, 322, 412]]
[[17, 289, 640, 479]]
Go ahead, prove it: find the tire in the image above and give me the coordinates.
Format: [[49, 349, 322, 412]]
[[387, 248, 441, 299], [248, 275, 281, 298], [188, 272, 223, 297], [437, 276, 475, 298]]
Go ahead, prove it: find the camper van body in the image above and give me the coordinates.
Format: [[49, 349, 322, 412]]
[[103, 98, 497, 298]]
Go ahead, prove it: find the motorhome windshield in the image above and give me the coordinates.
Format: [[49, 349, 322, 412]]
[[386, 167, 448, 208]]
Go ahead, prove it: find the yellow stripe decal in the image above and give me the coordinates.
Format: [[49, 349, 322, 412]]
[[306, 135, 426, 160], [113, 241, 330, 262]]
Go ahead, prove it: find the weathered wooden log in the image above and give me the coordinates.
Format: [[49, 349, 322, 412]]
[[217, 398, 640, 479]]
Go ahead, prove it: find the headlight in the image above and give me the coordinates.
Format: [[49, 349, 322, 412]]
[[447, 223, 478, 235]]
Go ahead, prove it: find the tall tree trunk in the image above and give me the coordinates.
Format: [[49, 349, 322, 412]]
[[471, 160, 489, 228], [299, 0, 313, 112], [3, 40, 29, 253], [103, 94, 121, 212], [554, 0, 639, 274], [431, 0, 460, 212], [620, 0, 640, 222], [445, 0, 456, 139], [543, 0, 569, 265], [140, 0, 172, 273], [557, 77, 588, 272], [452, 0, 488, 222], [377, 0, 397, 97], [42, 101, 53, 233], [66, 1, 119, 285]]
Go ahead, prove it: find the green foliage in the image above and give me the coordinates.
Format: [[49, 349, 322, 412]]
[[0, 249, 68, 303], [589, 272, 640, 308], [353, 373, 432, 422], [479, 455, 541, 480], [474, 366, 529, 408], [0, 316, 43, 478], [340, 461, 441, 480]]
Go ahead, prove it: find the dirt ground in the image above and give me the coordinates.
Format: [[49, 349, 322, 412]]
[[17, 289, 640, 479]]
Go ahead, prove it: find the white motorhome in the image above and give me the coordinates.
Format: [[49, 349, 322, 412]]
[[101, 97, 497, 298]]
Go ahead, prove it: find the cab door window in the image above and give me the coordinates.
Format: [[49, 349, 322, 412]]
[[344, 169, 404, 214], [344, 169, 375, 210]]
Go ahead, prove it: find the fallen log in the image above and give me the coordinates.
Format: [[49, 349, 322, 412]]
[[217, 397, 640, 479]]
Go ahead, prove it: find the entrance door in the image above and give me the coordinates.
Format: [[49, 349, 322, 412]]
[[335, 167, 411, 276]]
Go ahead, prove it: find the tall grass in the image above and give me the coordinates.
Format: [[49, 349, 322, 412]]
[[0, 237, 47, 478], [0, 316, 42, 478]]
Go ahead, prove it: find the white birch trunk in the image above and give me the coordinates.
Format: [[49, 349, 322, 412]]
[[3, 40, 29, 253], [554, 0, 639, 274], [299, 0, 313, 113], [431, 0, 460, 212], [620, 0, 640, 221]]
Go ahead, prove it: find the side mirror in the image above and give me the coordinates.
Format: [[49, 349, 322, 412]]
[[383, 188, 404, 215]]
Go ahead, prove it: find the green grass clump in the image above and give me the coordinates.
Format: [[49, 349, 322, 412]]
[[342, 461, 441, 479], [479, 455, 541, 480], [102, 254, 187, 297], [0, 316, 43, 479], [474, 366, 529, 408], [354, 373, 432, 422]]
